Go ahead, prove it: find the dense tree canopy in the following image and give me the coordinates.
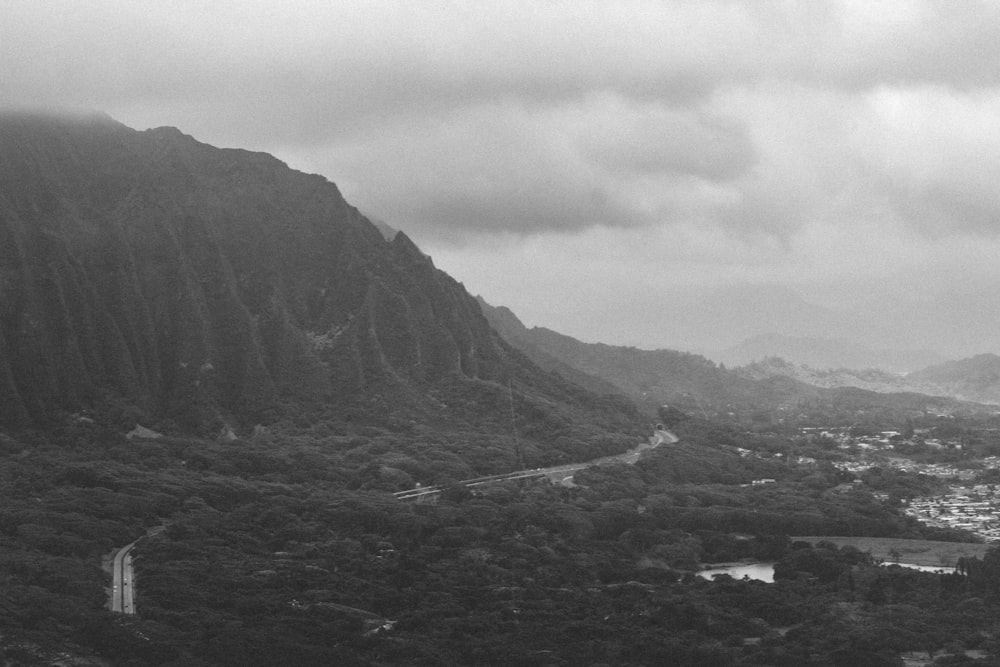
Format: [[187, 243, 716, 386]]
[[2, 417, 998, 665]]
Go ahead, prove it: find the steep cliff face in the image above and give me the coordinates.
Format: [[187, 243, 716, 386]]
[[0, 112, 623, 433]]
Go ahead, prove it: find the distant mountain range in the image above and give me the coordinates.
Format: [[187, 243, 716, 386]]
[[631, 283, 1000, 364], [715, 333, 948, 373], [477, 297, 987, 419], [478, 297, 760, 414], [735, 357, 907, 393], [908, 354, 1000, 406], [735, 355, 1000, 407]]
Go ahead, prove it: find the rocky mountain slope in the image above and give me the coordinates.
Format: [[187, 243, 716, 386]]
[[0, 112, 640, 439]]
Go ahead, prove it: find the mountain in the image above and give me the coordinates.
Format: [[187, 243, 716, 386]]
[[477, 296, 819, 416], [735, 357, 910, 393], [478, 297, 988, 424], [0, 111, 641, 442], [476, 298, 627, 398], [635, 284, 1000, 366], [717, 333, 948, 373], [735, 355, 1000, 408], [907, 354, 1000, 405]]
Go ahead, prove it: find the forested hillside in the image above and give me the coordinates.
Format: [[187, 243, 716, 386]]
[[4, 418, 999, 665], [0, 112, 643, 458]]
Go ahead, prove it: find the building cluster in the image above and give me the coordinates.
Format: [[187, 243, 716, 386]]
[[839, 458, 975, 478], [800, 426, 965, 450], [903, 485, 1000, 541], [797, 426, 1000, 539]]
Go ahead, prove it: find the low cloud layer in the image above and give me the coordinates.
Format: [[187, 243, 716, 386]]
[[6, 1, 1000, 352]]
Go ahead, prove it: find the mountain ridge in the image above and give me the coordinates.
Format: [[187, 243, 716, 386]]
[[477, 296, 815, 416], [716, 333, 948, 373], [734, 355, 1000, 407], [907, 353, 1000, 405], [617, 283, 999, 362], [477, 296, 994, 422], [0, 113, 642, 445]]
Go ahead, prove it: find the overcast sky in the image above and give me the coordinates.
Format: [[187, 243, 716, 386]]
[[5, 1, 1000, 353]]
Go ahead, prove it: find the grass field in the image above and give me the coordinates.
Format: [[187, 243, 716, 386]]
[[792, 536, 991, 568]]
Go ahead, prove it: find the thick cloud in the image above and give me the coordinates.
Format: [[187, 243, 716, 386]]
[[7, 0, 1000, 350], [578, 101, 757, 182], [306, 94, 761, 237]]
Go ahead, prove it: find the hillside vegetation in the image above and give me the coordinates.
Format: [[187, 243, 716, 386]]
[[0, 112, 644, 456]]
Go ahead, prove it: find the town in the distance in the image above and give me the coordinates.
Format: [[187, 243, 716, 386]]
[[738, 418, 1000, 542]]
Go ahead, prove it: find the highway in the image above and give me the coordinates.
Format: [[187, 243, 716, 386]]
[[108, 526, 166, 614], [110, 540, 138, 614], [103, 432, 677, 616], [107, 526, 393, 629], [394, 429, 678, 501]]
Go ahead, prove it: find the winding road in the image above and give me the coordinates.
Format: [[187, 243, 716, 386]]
[[394, 429, 678, 501]]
